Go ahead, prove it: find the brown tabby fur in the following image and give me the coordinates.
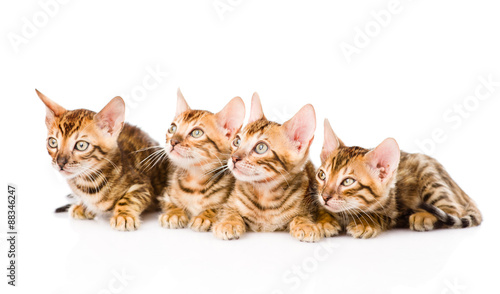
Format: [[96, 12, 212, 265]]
[[158, 90, 245, 232], [38, 90, 168, 231], [317, 119, 482, 238], [213, 93, 340, 242]]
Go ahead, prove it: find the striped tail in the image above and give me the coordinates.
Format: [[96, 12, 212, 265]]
[[55, 204, 72, 213], [54, 194, 75, 213], [418, 203, 481, 228]]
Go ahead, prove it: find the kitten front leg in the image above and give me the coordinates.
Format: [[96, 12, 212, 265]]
[[110, 184, 152, 231], [346, 213, 387, 239], [69, 203, 95, 220], [213, 208, 246, 240], [158, 195, 189, 229], [189, 209, 216, 232], [315, 209, 342, 238], [290, 215, 322, 242]]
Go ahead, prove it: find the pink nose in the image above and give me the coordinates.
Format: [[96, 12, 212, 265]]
[[232, 155, 242, 165], [322, 194, 332, 202], [170, 139, 180, 147]]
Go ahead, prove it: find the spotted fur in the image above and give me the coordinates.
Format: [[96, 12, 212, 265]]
[[158, 89, 245, 232], [316, 119, 482, 238], [38, 90, 168, 231]]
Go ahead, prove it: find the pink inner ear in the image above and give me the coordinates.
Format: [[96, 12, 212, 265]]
[[248, 92, 265, 123], [283, 104, 316, 151], [320, 119, 341, 162], [175, 88, 191, 117], [292, 126, 312, 150], [95, 97, 125, 136], [366, 138, 400, 182], [216, 97, 245, 139]]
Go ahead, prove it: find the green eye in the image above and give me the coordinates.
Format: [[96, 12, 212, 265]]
[[168, 124, 177, 134], [48, 137, 58, 148], [233, 137, 241, 147], [255, 142, 268, 154], [75, 141, 89, 151], [318, 170, 326, 181], [342, 178, 355, 186], [191, 129, 204, 138]]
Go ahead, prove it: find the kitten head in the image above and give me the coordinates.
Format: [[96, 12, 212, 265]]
[[228, 93, 316, 185], [165, 89, 245, 170], [37, 90, 125, 179], [316, 119, 400, 213]]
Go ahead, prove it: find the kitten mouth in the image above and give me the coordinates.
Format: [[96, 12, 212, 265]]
[[231, 165, 260, 182], [58, 168, 80, 179], [169, 147, 193, 159], [60, 170, 73, 176], [324, 200, 347, 213], [231, 162, 255, 175]]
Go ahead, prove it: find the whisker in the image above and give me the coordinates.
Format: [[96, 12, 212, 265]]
[[132, 145, 164, 153], [142, 149, 166, 172], [139, 149, 165, 170], [205, 165, 229, 184]]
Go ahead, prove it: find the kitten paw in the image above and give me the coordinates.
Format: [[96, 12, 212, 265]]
[[69, 204, 95, 220], [409, 212, 438, 231], [110, 213, 140, 231], [317, 218, 342, 238], [318, 221, 341, 238], [290, 222, 322, 242], [189, 214, 213, 232], [347, 223, 381, 239], [159, 208, 188, 229], [213, 221, 245, 240]]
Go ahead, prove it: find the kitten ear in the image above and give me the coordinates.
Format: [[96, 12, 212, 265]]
[[175, 88, 191, 117], [365, 138, 400, 183], [320, 119, 345, 162], [94, 96, 125, 137], [248, 92, 266, 123], [36, 89, 66, 127], [282, 104, 316, 152], [215, 97, 246, 139]]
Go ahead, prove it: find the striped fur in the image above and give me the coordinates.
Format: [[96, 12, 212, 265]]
[[38, 91, 168, 231], [213, 93, 339, 242], [316, 120, 482, 238], [158, 90, 245, 232]]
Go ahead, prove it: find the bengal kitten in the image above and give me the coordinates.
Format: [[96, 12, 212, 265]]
[[213, 93, 340, 242], [37, 90, 168, 231], [158, 89, 245, 232], [316, 119, 483, 238]]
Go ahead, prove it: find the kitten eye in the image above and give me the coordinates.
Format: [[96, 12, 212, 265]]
[[75, 141, 89, 151], [342, 178, 355, 186], [233, 137, 241, 147], [255, 142, 268, 154], [168, 124, 177, 134], [318, 170, 326, 181], [48, 137, 58, 148], [191, 129, 204, 138]]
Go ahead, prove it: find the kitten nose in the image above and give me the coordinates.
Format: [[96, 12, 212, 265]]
[[322, 194, 332, 202], [232, 155, 242, 164], [170, 139, 180, 147], [57, 156, 69, 170]]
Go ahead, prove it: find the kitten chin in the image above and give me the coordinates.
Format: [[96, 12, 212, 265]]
[[227, 160, 264, 182]]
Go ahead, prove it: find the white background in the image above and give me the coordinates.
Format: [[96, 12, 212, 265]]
[[1, 1, 499, 293]]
